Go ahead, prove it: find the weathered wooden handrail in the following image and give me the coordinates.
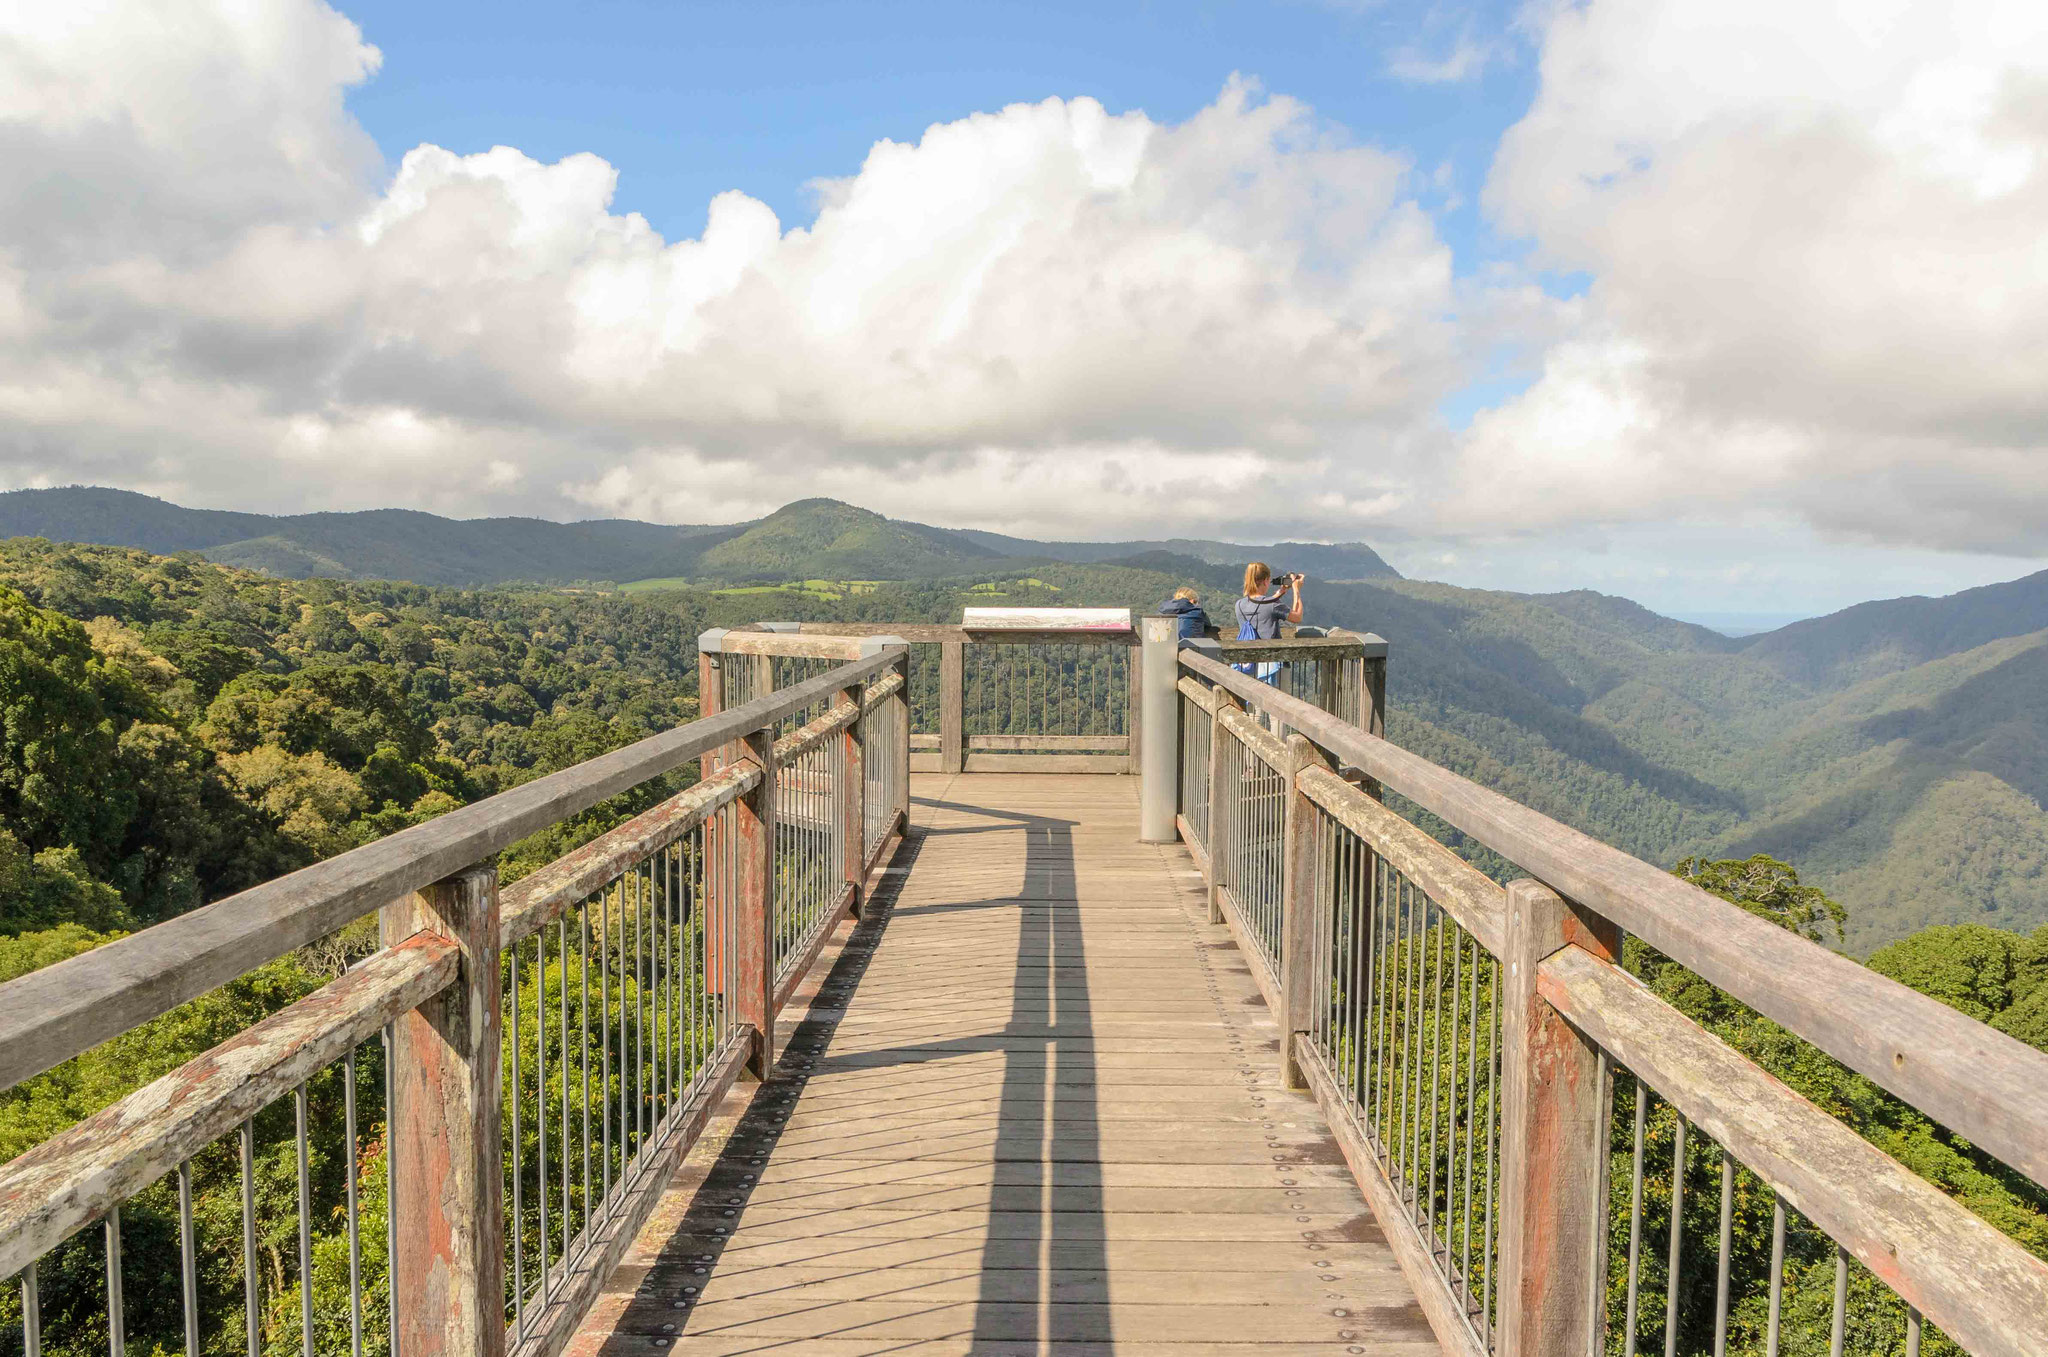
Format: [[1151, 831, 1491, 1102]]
[[1, 637, 916, 1356], [1296, 763, 1506, 956], [1179, 643, 2048, 1191], [0, 647, 904, 1093], [498, 760, 762, 947], [0, 932, 459, 1281], [1542, 945, 2048, 1357]]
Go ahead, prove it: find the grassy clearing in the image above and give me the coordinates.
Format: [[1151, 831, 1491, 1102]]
[[617, 577, 883, 598]]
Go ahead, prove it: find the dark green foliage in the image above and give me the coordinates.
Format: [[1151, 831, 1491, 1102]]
[[0, 541, 707, 935], [0, 836, 132, 935], [1674, 854, 1846, 944], [1600, 860, 2048, 1356]]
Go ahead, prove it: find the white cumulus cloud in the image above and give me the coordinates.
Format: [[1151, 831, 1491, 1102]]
[[1461, 0, 2048, 554], [0, 1, 1467, 540]]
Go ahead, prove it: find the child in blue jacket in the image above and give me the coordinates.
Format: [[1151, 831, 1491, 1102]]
[[1159, 587, 1211, 640]]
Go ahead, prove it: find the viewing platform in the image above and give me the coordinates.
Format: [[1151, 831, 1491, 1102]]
[[564, 773, 1439, 1353], [2, 615, 2045, 1357]]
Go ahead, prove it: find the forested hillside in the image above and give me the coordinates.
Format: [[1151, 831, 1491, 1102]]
[[0, 487, 1403, 589], [2, 540, 2044, 1355], [1259, 573, 2048, 953], [3, 529, 2041, 955]]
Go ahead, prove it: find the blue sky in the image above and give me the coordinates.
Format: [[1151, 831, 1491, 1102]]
[[340, 1, 1533, 262]]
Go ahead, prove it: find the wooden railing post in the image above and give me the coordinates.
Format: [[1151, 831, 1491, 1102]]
[[1498, 879, 1621, 1357], [1279, 732, 1331, 1090], [696, 629, 727, 777], [735, 726, 778, 1080], [1361, 647, 1387, 739], [838, 680, 865, 914], [896, 649, 911, 829], [939, 639, 965, 773], [380, 867, 505, 1357]]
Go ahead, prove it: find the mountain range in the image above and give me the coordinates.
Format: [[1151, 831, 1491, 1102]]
[[0, 487, 1401, 587], [5, 484, 2043, 951]]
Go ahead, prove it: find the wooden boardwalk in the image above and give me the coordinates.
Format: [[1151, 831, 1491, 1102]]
[[568, 773, 1440, 1355]]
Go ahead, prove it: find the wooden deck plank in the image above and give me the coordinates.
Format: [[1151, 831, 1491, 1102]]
[[564, 773, 1439, 1355]]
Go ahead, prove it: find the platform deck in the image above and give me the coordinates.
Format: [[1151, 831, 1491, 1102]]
[[566, 773, 1440, 1355]]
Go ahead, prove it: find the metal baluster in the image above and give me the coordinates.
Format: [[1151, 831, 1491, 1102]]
[[179, 1159, 199, 1357], [1311, 812, 1327, 1060], [1405, 878, 1424, 1198], [1349, 836, 1368, 1115], [1714, 1152, 1733, 1357], [511, 946, 524, 1336], [242, 1118, 260, 1357], [297, 1083, 313, 1357], [1766, 1197, 1786, 1357], [1364, 852, 1385, 1143], [600, 887, 611, 1197], [384, 1022, 398, 1357], [20, 1261, 40, 1357], [346, 1047, 364, 1356], [610, 880, 626, 1187], [1409, 888, 1425, 1203], [1591, 1049, 1614, 1355], [637, 858, 649, 1147], [1427, 906, 1445, 1252], [105, 1205, 123, 1357], [1481, 968, 1499, 1342], [557, 915, 570, 1261], [1624, 1086, 1648, 1357], [1829, 1246, 1848, 1357], [659, 843, 671, 1127], [1461, 930, 1479, 1312], [1444, 911, 1463, 1279], [1665, 1115, 1686, 1357], [581, 896, 592, 1224], [536, 932, 550, 1299], [1906, 1307, 1922, 1357]]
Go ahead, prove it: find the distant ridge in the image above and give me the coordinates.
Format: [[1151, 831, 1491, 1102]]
[[1738, 568, 2048, 688], [0, 486, 1402, 589], [953, 527, 1401, 581]]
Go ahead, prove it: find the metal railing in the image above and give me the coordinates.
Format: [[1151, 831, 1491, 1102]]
[[784, 622, 1143, 773], [0, 635, 910, 1357], [1170, 640, 2048, 1357]]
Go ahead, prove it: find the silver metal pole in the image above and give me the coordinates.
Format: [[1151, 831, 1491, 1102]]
[[1138, 614, 1180, 842]]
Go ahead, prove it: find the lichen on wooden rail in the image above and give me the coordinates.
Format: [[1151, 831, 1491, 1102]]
[[497, 761, 761, 948], [0, 932, 459, 1280], [0, 648, 899, 1095], [1539, 945, 2048, 1357], [1217, 703, 1289, 772], [1296, 764, 1506, 956], [859, 669, 905, 709], [772, 697, 859, 764]]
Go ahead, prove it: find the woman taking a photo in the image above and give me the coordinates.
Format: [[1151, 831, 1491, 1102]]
[[1234, 562, 1303, 685]]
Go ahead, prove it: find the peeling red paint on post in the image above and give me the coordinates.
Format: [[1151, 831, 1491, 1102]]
[[733, 729, 776, 1080], [1497, 880, 1620, 1357], [383, 868, 505, 1357]]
